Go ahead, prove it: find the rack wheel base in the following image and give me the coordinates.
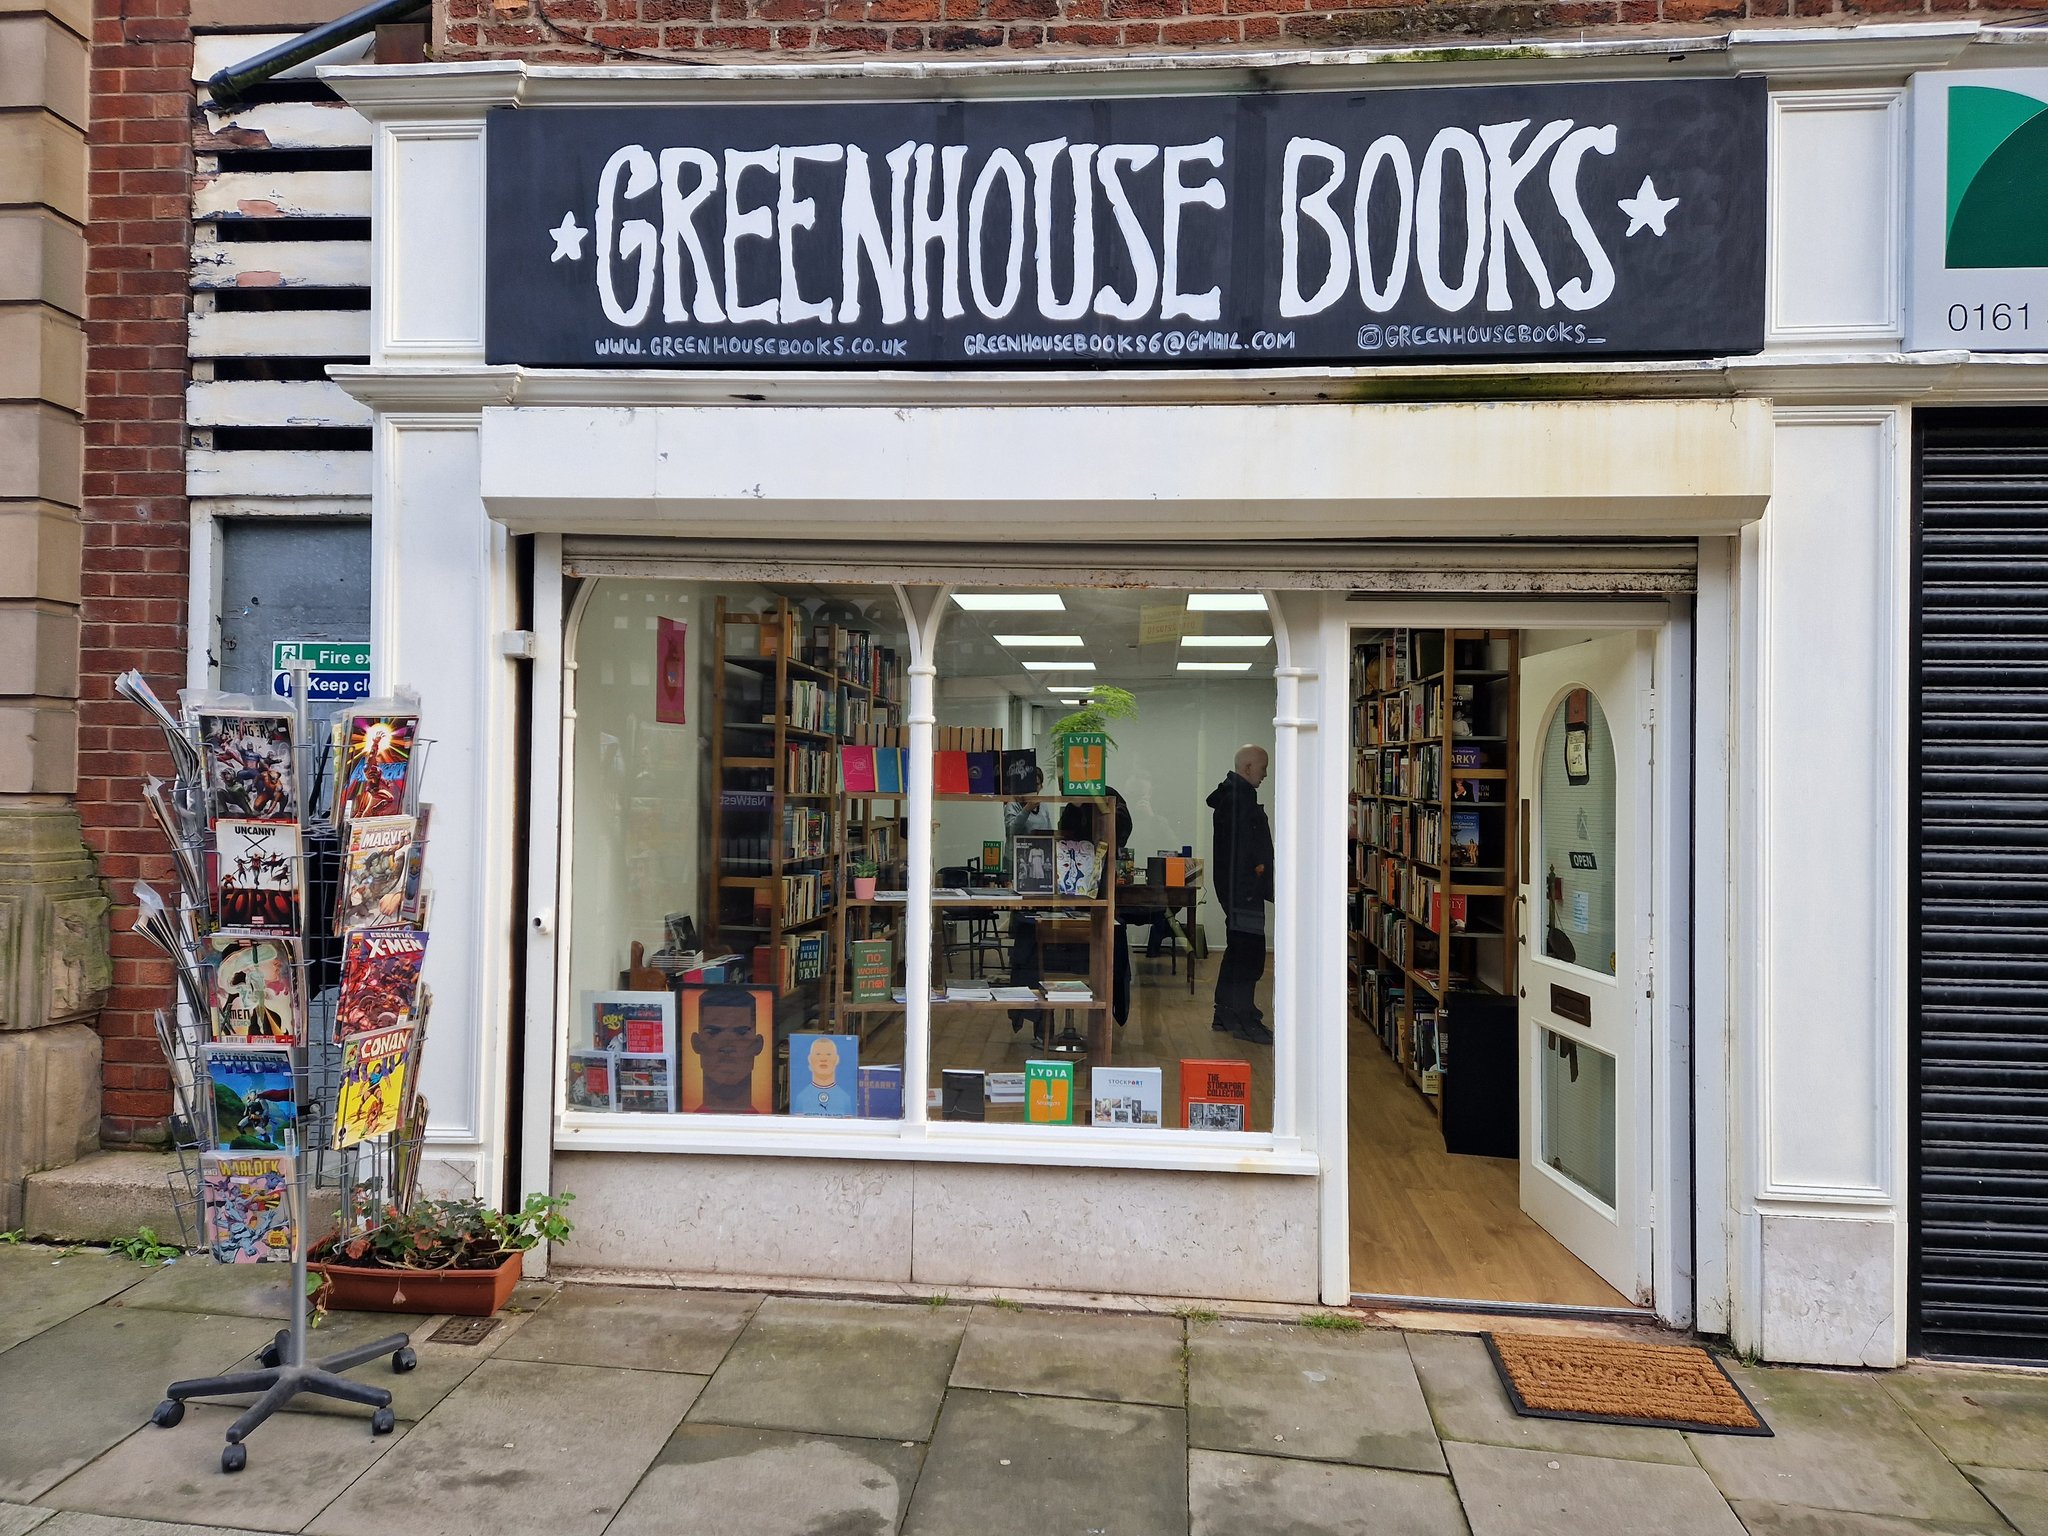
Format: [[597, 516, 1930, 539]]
[[221, 1443, 247, 1474], [151, 1400, 184, 1429], [257, 1344, 281, 1369], [371, 1407, 396, 1435], [392, 1347, 417, 1374]]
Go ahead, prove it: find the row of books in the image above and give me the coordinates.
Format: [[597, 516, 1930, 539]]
[[939, 1058, 1254, 1130], [782, 871, 831, 924], [800, 622, 901, 703], [786, 678, 834, 733], [786, 742, 834, 795], [753, 932, 826, 991]]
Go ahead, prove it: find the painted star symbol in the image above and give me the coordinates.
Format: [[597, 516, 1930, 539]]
[[1617, 176, 1680, 238], [549, 211, 588, 263]]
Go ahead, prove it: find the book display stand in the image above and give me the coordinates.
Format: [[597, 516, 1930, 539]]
[[118, 665, 436, 1473]]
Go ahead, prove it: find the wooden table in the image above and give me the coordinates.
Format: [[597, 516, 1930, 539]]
[[1114, 880, 1204, 995]]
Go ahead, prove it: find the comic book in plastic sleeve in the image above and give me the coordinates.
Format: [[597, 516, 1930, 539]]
[[335, 814, 416, 932], [334, 927, 427, 1041], [196, 710, 296, 822], [201, 1151, 296, 1263], [204, 933, 304, 1045], [335, 1023, 411, 1148], [213, 818, 302, 935], [205, 1043, 298, 1151], [333, 712, 418, 826]]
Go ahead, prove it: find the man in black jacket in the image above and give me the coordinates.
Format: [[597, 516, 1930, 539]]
[[1208, 744, 1274, 1045]]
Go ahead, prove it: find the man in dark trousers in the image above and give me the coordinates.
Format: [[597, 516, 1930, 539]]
[[1208, 744, 1274, 1045]]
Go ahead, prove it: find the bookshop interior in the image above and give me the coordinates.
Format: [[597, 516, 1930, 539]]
[[566, 577, 1650, 1311]]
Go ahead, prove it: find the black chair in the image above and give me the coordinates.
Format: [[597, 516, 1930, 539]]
[[938, 862, 1006, 977]]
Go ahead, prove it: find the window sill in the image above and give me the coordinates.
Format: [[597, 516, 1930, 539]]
[[554, 1112, 1316, 1175]]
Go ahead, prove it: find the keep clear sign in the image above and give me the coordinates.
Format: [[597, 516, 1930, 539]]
[[272, 641, 371, 703], [484, 77, 1765, 369]]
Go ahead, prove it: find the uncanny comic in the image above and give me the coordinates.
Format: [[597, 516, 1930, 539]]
[[213, 818, 302, 934]]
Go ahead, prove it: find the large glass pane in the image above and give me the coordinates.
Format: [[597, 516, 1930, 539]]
[[1539, 1028, 1616, 1207], [1537, 687, 1617, 977], [925, 587, 1278, 1131], [566, 578, 909, 1119]]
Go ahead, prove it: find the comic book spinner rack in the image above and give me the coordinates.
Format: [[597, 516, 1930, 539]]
[[125, 662, 434, 1473]]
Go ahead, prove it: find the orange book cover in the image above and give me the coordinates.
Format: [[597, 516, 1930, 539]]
[[1180, 1058, 1252, 1132], [935, 751, 970, 794]]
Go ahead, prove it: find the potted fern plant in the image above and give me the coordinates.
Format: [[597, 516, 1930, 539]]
[[309, 1192, 573, 1317]]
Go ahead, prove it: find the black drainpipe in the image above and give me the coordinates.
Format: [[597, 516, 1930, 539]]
[[204, 0, 430, 109]]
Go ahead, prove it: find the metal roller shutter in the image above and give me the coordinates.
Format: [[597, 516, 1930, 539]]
[[1913, 408, 2048, 1361]]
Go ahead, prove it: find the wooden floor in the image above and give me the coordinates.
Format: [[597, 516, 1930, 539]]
[[863, 947, 1274, 1128], [1347, 1019, 1631, 1308]]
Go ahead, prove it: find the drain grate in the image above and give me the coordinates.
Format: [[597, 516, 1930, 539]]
[[428, 1316, 500, 1346]]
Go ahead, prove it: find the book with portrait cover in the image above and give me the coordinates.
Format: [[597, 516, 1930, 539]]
[[1179, 1058, 1252, 1132], [205, 1044, 297, 1151], [1024, 1059, 1075, 1125], [333, 712, 418, 825], [335, 927, 427, 1040], [789, 1033, 858, 1117], [205, 933, 303, 1045], [335, 814, 416, 932], [197, 711, 296, 822], [213, 818, 302, 934], [335, 1022, 411, 1147], [201, 1151, 295, 1263], [1054, 839, 1104, 898]]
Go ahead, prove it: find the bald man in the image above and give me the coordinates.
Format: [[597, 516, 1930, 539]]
[[1207, 744, 1274, 1045]]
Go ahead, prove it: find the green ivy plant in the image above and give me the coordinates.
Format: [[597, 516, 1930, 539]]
[[1049, 685, 1139, 749], [311, 1193, 574, 1273]]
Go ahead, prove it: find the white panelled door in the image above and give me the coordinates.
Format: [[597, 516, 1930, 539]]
[[1516, 632, 1656, 1303]]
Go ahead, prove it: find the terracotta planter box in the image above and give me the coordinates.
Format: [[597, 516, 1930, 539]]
[[312, 1251, 521, 1316]]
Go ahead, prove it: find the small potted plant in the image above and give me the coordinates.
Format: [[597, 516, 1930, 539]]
[[309, 1192, 573, 1317], [850, 857, 879, 901]]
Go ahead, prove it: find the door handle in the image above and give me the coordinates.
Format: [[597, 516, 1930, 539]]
[[1514, 893, 1527, 947]]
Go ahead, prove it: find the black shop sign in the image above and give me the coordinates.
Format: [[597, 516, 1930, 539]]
[[484, 77, 1763, 369]]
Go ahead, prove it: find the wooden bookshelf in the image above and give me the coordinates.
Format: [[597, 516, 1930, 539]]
[[708, 596, 905, 1036], [1348, 629, 1520, 1119]]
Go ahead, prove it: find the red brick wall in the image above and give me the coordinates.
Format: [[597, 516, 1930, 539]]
[[79, 0, 194, 1144], [447, 0, 2044, 61]]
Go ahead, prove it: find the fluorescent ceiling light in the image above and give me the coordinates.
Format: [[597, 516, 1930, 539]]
[[994, 633, 1085, 647], [1180, 634, 1271, 648], [953, 593, 1066, 612], [1023, 660, 1096, 672], [1177, 661, 1255, 673], [1186, 594, 1268, 612]]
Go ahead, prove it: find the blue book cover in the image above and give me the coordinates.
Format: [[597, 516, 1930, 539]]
[[857, 1064, 903, 1119], [874, 747, 903, 795], [966, 752, 1000, 795], [206, 1044, 298, 1151], [789, 1033, 859, 1117]]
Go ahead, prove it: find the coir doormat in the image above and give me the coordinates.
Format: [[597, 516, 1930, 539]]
[[1483, 1333, 1772, 1436]]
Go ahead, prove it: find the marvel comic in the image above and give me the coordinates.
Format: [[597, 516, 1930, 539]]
[[213, 818, 302, 934], [399, 803, 431, 925], [206, 1043, 297, 1151], [204, 934, 303, 1045], [201, 1151, 295, 1263], [335, 814, 416, 932], [334, 712, 418, 825], [335, 1022, 410, 1147], [334, 927, 427, 1041], [197, 711, 296, 822]]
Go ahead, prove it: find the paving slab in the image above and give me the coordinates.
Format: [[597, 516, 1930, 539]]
[[1447, 1441, 1746, 1536], [1189, 1448, 1469, 1536], [1964, 1467, 2048, 1536], [1727, 1502, 2015, 1535], [495, 1285, 761, 1375], [0, 1248, 148, 1354], [307, 1358, 700, 1536], [110, 1261, 295, 1322], [23, 1517, 283, 1536], [902, 1388, 1186, 1536], [1886, 1367, 2048, 1472], [0, 1305, 272, 1503], [1687, 1368, 2006, 1528], [688, 1297, 965, 1443], [1187, 1319, 1446, 1474], [39, 1403, 403, 1533], [212, 1311, 492, 1422], [1407, 1332, 1696, 1468], [950, 1306, 1186, 1407], [607, 1423, 925, 1536], [0, 1506, 52, 1536]]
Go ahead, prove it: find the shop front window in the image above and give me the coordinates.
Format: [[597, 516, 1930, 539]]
[[566, 578, 910, 1119], [1537, 688, 1617, 977], [925, 588, 1278, 1131]]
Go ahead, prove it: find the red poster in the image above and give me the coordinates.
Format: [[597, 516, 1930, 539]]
[[656, 617, 687, 725]]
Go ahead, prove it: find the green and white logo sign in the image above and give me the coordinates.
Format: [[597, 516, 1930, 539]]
[[1909, 70, 2048, 351]]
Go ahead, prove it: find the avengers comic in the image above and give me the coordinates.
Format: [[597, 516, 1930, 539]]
[[197, 711, 296, 822]]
